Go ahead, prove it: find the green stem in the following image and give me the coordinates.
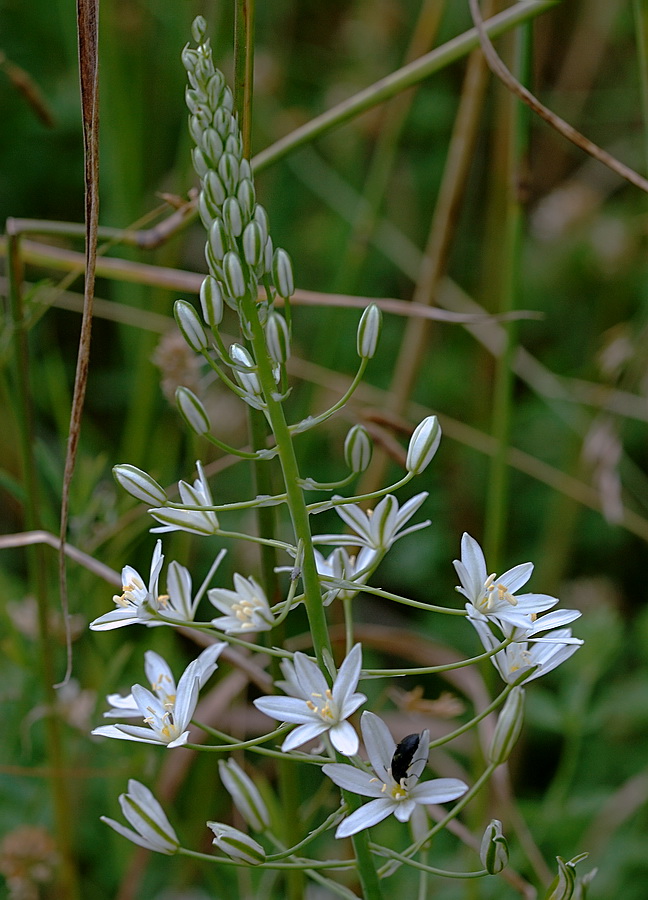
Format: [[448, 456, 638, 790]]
[[251, 1, 560, 173]]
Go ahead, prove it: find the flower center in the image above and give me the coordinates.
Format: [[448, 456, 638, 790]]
[[306, 689, 336, 721], [232, 598, 260, 629], [481, 573, 517, 610]]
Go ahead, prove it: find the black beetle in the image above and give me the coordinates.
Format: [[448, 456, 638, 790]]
[[390, 732, 422, 784]]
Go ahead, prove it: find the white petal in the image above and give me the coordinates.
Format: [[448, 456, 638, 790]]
[[459, 533, 487, 597], [293, 652, 329, 697], [329, 720, 359, 756], [335, 798, 395, 838], [332, 643, 362, 708], [410, 778, 468, 805], [497, 562, 533, 594], [281, 721, 327, 751], [101, 817, 169, 853], [89, 609, 140, 630], [360, 711, 395, 781], [253, 696, 318, 725], [322, 763, 385, 798], [92, 724, 165, 745], [393, 799, 416, 822], [144, 651, 175, 696]]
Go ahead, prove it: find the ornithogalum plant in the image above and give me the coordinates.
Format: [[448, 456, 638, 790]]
[[90, 17, 590, 900]]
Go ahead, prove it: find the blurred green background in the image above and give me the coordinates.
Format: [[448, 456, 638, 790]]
[[2, 0, 648, 897]]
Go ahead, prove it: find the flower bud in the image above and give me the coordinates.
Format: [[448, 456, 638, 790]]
[[174, 299, 208, 352], [188, 115, 204, 146], [176, 386, 211, 436], [204, 170, 226, 210], [239, 158, 252, 182], [208, 822, 265, 865], [208, 218, 228, 262], [225, 133, 242, 157], [218, 759, 270, 832], [265, 311, 290, 364], [272, 248, 294, 299], [253, 204, 269, 245], [223, 196, 243, 238], [200, 276, 224, 328], [405, 415, 442, 475], [223, 251, 247, 299], [356, 303, 382, 359], [237, 178, 256, 220], [545, 857, 577, 900], [263, 236, 274, 274], [488, 687, 525, 765], [185, 86, 200, 114], [198, 190, 217, 228], [191, 147, 209, 178], [344, 424, 372, 473], [191, 15, 208, 44], [206, 71, 225, 110], [181, 46, 200, 74], [113, 464, 167, 505], [480, 819, 508, 874], [201, 129, 223, 165], [242, 221, 264, 267], [218, 152, 239, 192], [230, 344, 263, 401]]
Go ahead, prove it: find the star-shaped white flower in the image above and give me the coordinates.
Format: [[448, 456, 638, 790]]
[[253, 643, 366, 755], [315, 493, 429, 553], [150, 460, 219, 535], [470, 617, 583, 685], [208, 573, 275, 633], [454, 533, 559, 628], [101, 780, 179, 855], [313, 546, 377, 604], [90, 541, 164, 631], [323, 711, 467, 838], [90, 544, 226, 631], [92, 644, 225, 748]]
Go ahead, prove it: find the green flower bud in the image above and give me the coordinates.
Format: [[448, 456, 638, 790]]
[[480, 820, 509, 874], [181, 46, 200, 74], [230, 343, 263, 402], [206, 71, 225, 109], [198, 190, 217, 229], [265, 311, 290, 364], [208, 218, 228, 262], [208, 822, 265, 865], [188, 115, 203, 145], [176, 386, 211, 436], [242, 221, 264, 267], [191, 15, 208, 44], [405, 415, 442, 475], [174, 299, 208, 352], [218, 759, 270, 832], [192, 147, 208, 178], [239, 158, 252, 182], [185, 86, 200, 114], [200, 276, 224, 328], [237, 178, 256, 220], [223, 251, 247, 299], [344, 424, 372, 473], [202, 128, 224, 167], [545, 854, 593, 900], [204, 170, 226, 210], [356, 303, 382, 358], [263, 236, 274, 274], [489, 687, 525, 765], [272, 248, 294, 298], [223, 197, 243, 238], [225, 132, 242, 158], [220, 86, 234, 113], [113, 464, 167, 505], [218, 153, 239, 193]]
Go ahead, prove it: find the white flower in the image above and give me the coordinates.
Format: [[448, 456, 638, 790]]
[[314, 493, 429, 553], [92, 645, 225, 747], [471, 617, 583, 685], [101, 780, 179, 854], [313, 546, 377, 604], [208, 573, 275, 633], [150, 460, 219, 535], [253, 644, 366, 755], [323, 711, 467, 838], [90, 541, 164, 630], [454, 533, 561, 628], [90, 545, 225, 631]]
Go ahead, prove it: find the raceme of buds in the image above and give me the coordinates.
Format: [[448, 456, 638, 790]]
[[272, 248, 294, 299], [200, 276, 224, 328], [406, 415, 442, 475], [356, 303, 382, 359], [113, 464, 168, 506], [207, 822, 266, 865], [174, 300, 209, 353], [265, 311, 290, 364], [480, 819, 509, 874], [218, 759, 270, 832], [344, 424, 372, 473], [488, 686, 525, 765], [176, 386, 211, 436]]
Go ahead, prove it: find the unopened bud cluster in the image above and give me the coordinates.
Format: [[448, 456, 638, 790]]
[[181, 25, 293, 367]]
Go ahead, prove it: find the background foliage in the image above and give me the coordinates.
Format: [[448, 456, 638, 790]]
[[2, 0, 648, 897]]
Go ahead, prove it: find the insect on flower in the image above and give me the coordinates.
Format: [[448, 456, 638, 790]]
[[390, 732, 423, 785]]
